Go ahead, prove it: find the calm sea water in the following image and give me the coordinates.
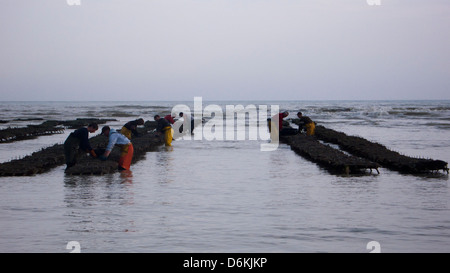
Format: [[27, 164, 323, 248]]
[[0, 100, 449, 253]]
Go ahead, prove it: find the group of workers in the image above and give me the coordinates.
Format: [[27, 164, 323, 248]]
[[274, 111, 316, 136], [64, 110, 314, 171], [63, 112, 194, 171]]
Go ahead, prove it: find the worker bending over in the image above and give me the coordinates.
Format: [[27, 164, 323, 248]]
[[154, 115, 174, 146], [121, 118, 144, 140], [297, 112, 315, 136], [100, 126, 134, 171], [64, 123, 98, 168]]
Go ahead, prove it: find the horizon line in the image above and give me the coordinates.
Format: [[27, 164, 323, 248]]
[[1, 98, 450, 103]]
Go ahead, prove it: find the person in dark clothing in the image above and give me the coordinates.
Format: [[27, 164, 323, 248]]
[[296, 112, 315, 136], [64, 123, 98, 168], [121, 118, 144, 140], [179, 112, 195, 134], [154, 115, 174, 146]]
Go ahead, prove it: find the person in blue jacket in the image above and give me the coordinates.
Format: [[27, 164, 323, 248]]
[[99, 126, 134, 171]]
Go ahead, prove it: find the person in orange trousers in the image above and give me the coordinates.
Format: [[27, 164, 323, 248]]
[[118, 142, 134, 170], [100, 126, 134, 171]]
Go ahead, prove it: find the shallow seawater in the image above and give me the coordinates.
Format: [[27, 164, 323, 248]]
[[0, 100, 449, 252]]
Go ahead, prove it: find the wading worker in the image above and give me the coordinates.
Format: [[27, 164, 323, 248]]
[[100, 126, 134, 171], [154, 114, 174, 146], [278, 111, 289, 131], [179, 112, 195, 135], [64, 123, 98, 168], [268, 111, 288, 132], [121, 118, 144, 140], [297, 111, 315, 136], [269, 111, 297, 136], [164, 114, 175, 125]]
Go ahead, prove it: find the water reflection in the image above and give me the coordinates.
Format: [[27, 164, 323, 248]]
[[119, 170, 133, 184], [62, 174, 137, 243], [155, 148, 175, 184]]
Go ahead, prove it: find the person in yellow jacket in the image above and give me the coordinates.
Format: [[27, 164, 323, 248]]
[[297, 112, 316, 136], [154, 115, 174, 146]]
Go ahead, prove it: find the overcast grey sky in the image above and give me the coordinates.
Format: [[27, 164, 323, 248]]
[[1, 0, 449, 101]]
